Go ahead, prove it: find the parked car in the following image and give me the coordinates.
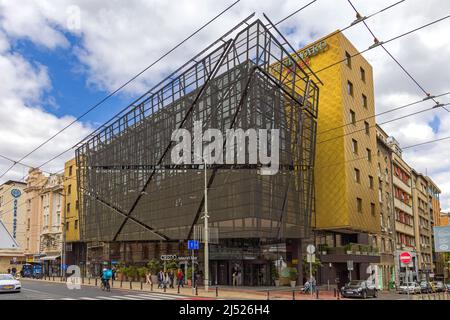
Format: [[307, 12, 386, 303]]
[[341, 280, 378, 299], [0, 274, 21, 293], [433, 281, 446, 293], [397, 282, 421, 294], [419, 281, 434, 293]]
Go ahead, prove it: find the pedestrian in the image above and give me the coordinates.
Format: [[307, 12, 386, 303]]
[[145, 270, 152, 285], [177, 268, 184, 288], [232, 269, 237, 286], [311, 277, 316, 293], [169, 270, 174, 288], [7, 268, 11, 275], [163, 272, 170, 289], [158, 270, 164, 289]]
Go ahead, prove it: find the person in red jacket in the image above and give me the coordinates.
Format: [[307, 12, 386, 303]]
[[177, 268, 184, 288]]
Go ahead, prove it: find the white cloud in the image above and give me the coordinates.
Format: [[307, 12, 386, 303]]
[[0, 0, 449, 210]]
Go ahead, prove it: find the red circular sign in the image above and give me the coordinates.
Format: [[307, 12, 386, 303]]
[[400, 252, 412, 264]]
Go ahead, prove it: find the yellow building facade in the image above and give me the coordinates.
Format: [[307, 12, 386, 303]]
[[291, 31, 380, 286]]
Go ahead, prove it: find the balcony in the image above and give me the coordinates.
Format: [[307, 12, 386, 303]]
[[318, 244, 380, 264]]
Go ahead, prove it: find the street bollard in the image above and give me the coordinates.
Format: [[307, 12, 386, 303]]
[[164, 285, 167, 293], [195, 286, 198, 296], [82, 277, 84, 284], [334, 288, 336, 297], [292, 290, 295, 300], [88, 277, 90, 285], [53, 276, 55, 281], [120, 280, 123, 288], [130, 281, 132, 290], [95, 278, 97, 286], [316, 288, 319, 299], [141, 281, 143, 290], [151, 283, 153, 291], [216, 286, 218, 297], [178, 286, 180, 294], [267, 290, 270, 300], [337, 289, 340, 300], [111, 279, 113, 287]]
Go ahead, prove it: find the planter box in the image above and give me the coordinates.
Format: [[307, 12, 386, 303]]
[[275, 280, 280, 287], [321, 251, 327, 255], [355, 251, 361, 255], [346, 251, 353, 255], [290, 280, 296, 288]]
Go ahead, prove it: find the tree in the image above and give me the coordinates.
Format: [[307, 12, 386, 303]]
[[147, 259, 162, 275], [303, 256, 322, 279]]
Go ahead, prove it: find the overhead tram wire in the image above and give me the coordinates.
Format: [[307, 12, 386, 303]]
[[0, 0, 242, 181], [1, 2, 324, 181], [317, 90, 450, 136], [347, 0, 448, 112], [307, 14, 450, 77], [2, 4, 447, 191], [317, 102, 450, 144], [315, 134, 450, 170]]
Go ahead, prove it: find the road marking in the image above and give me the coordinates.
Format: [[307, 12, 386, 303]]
[[95, 296, 122, 300], [110, 295, 142, 300], [122, 294, 166, 300], [79, 297, 100, 300], [136, 293, 178, 299], [61, 297, 77, 300]]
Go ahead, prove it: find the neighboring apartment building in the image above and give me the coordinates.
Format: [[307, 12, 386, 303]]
[[426, 177, 444, 278], [24, 168, 47, 262], [388, 137, 419, 283], [412, 170, 433, 280], [24, 168, 64, 275], [375, 125, 396, 289], [63, 158, 86, 269], [295, 31, 380, 286], [39, 173, 64, 276]]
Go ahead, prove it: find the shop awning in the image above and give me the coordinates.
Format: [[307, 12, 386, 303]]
[[40, 255, 60, 261]]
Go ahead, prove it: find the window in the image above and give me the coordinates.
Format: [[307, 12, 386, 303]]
[[66, 222, 70, 231], [354, 168, 361, 183], [347, 80, 354, 96], [352, 139, 358, 154], [66, 203, 70, 214], [364, 121, 370, 135], [75, 220, 78, 230], [360, 67, 366, 82], [350, 109, 356, 125], [357, 198, 363, 213], [369, 175, 374, 189], [345, 51, 352, 68], [69, 166, 73, 176], [75, 200, 79, 210], [27, 218, 30, 231], [371, 203, 376, 216], [68, 184, 72, 195], [366, 148, 372, 162], [362, 94, 368, 108]]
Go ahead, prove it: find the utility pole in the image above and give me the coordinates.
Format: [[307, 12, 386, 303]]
[[203, 159, 209, 292]]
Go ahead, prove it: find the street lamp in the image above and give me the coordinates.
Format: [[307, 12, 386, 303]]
[[202, 158, 210, 292]]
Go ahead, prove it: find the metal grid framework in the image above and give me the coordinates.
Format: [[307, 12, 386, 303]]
[[76, 19, 319, 244]]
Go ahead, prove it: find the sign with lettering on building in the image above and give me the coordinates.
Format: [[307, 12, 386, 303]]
[[433, 226, 450, 252], [10, 189, 21, 239]]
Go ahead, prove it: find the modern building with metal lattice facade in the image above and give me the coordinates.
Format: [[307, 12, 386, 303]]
[[75, 18, 319, 285]]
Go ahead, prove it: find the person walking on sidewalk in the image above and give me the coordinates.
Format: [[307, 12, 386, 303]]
[[168, 270, 174, 288], [177, 269, 184, 288], [158, 270, 164, 289], [145, 270, 152, 285]]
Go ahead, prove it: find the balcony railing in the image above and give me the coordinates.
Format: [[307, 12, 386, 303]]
[[319, 243, 380, 256]]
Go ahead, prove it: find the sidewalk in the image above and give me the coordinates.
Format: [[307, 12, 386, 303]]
[[23, 277, 344, 300]]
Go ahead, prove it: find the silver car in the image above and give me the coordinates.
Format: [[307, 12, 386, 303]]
[[397, 282, 421, 294], [0, 274, 21, 293]]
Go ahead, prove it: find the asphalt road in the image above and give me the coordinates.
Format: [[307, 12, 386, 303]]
[[0, 279, 188, 300]]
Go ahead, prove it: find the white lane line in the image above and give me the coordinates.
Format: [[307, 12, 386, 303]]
[[135, 293, 177, 300], [95, 296, 122, 300], [110, 295, 142, 300], [22, 288, 48, 294], [122, 294, 165, 300], [79, 297, 100, 300], [61, 297, 77, 300]]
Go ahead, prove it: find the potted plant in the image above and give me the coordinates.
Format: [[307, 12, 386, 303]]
[[271, 263, 280, 287], [186, 266, 193, 286], [318, 244, 329, 255], [147, 259, 162, 284], [288, 267, 298, 288], [137, 267, 148, 282], [344, 244, 353, 255]]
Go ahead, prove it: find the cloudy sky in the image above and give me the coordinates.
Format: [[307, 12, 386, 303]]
[[0, 0, 449, 210]]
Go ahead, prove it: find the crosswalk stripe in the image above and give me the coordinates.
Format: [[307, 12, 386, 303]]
[[137, 293, 179, 299], [79, 297, 100, 300], [61, 298, 76, 300], [95, 296, 122, 300], [122, 294, 166, 300], [110, 295, 142, 300]]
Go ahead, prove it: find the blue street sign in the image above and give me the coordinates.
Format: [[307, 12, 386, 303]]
[[188, 240, 199, 250]]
